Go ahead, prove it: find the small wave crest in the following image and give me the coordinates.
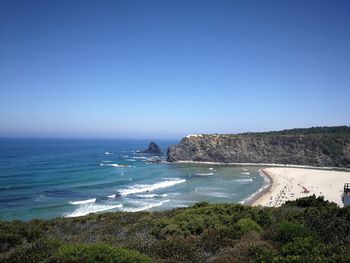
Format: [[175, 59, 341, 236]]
[[241, 172, 250, 175], [100, 163, 133, 168], [130, 156, 148, 159], [194, 172, 214, 176], [65, 203, 123, 217], [69, 198, 96, 205], [233, 178, 253, 183], [137, 193, 168, 198], [122, 200, 170, 212], [241, 170, 271, 205], [207, 192, 231, 198], [118, 178, 186, 196]]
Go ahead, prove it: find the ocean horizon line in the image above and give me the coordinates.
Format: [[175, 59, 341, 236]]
[[0, 136, 180, 141]]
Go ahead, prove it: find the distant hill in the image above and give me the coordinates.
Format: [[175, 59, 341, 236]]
[[240, 126, 350, 136], [167, 126, 350, 167]]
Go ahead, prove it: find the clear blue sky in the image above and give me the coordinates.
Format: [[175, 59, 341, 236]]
[[0, 0, 349, 139]]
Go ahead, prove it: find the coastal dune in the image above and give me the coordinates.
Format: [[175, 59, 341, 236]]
[[252, 167, 350, 207]]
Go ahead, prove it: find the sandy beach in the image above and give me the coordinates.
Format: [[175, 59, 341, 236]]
[[252, 167, 350, 207]]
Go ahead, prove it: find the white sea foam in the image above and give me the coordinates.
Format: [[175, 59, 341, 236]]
[[65, 204, 123, 217], [101, 164, 133, 168], [122, 200, 170, 212], [241, 170, 271, 205], [137, 193, 168, 198], [131, 156, 148, 159], [69, 198, 96, 205], [209, 167, 214, 170], [207, 192, 231, 198], [234, 178, 253, 183], [194, 172, 214, 176], [118, 178, 186, 196], [126, 159, 136, 162], [105, 152, 113, 155], [241, 172, 251, 175], [243, 168, 248, 171], [102, 160, 112, 163], [107, 194, 116, 198]]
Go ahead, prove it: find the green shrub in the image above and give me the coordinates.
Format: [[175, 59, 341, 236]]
[[302, 206, 350, 245], [152, 203, 270, 238], [0, 233, 22, 253], [1, 200, 350, 262], [1, 238, 61, 263], [273, 220, 311, 243], [0, 220, 44, 253], [272, 237, 328, 263], [236, 218, 262, 234], [151, 236, 201, 262], [211, 233, 275, 263], [281, 237, 325, 257], [200, 226, 237, 253], [283, 195, 337, 208], [50, 243, 151, 263]]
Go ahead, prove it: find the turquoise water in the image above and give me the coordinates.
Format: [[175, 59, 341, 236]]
[[0, 139, 265, 221]]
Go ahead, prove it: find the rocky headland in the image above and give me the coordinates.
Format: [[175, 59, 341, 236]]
[[167, 127, 350, 167], [141, 141, 162, 154]]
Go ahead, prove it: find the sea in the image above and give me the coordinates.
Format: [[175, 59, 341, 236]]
[[0, 138, 267, 221]]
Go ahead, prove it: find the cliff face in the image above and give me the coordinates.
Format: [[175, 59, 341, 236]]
[[167, 134, 350, 167]]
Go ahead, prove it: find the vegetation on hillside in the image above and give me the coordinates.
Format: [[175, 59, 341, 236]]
[[241, 126, 350, 136], [1, 195, 350, 262]]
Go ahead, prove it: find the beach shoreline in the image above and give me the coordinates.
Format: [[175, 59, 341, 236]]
[[173, 160, 350, 171], [251, 167, 350, 207], [171, 161, 350, 207], [243, 169, 273, 206]]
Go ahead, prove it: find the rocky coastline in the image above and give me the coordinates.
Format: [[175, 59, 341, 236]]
[[167, 127, 350, 167]]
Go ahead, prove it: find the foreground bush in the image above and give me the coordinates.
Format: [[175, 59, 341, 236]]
[[1, 195, 349, 262], [50, 243, 151, 263]]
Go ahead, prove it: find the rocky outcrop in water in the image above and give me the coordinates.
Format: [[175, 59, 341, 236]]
[[141, 141, 162, 154], [167, 128, 350, 167]]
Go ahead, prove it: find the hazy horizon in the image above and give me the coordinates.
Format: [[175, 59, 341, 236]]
[[1, 0, 349, 138]]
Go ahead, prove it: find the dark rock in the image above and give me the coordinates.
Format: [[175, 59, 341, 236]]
[[141, 142, 162, 154]]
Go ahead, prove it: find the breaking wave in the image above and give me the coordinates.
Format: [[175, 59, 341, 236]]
[[233, 178, 253, 183], [121, 200, 170, 212], [118, 178, 186, 196], [69, 198, 96, 205], [194, 172, 214, 176], [100, 163, 133, 168], [137, 193, 168, 198], [65, 203, 123, 217]]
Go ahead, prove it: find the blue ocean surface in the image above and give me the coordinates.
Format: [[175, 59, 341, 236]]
[[0, 139, 266, 221]]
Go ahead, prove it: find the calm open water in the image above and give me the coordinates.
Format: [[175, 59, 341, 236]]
[[0, 139, 266, 221]]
